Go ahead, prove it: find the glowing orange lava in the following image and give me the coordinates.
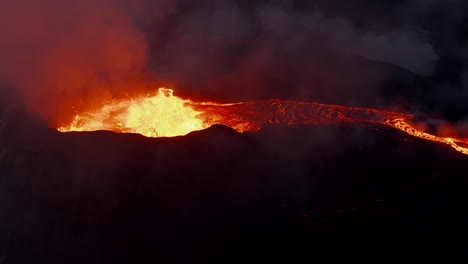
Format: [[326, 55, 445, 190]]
[[58, 88, 209, 137], [58, 88, 468, 156]]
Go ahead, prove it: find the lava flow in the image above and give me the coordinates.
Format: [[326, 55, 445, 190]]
[[58, 88, 468, 155]]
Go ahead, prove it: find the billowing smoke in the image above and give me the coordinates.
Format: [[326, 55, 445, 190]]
[[0, 0, 447, 128], [1, 3, 467, 261], [143, 1, 438, 106], [0, 0, 149, 126]]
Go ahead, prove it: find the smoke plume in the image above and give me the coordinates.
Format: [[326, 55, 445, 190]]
[[0, 0, 449, 127]]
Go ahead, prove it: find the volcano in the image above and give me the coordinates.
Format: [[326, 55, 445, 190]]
[[1, 93, 468, 263], [2, 0, 468, 263], [56, 87, 468, 155]]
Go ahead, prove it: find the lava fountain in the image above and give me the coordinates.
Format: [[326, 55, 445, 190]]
[[58, 88, 468, 155], [58, 88, 207, 138]]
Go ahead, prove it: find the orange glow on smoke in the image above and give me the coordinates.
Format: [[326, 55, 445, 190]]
[[58, 88, 468, 155]]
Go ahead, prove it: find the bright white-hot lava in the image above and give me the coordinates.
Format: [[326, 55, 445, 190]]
[[58, 88, 468, 155], [58, 88, 209, 137]]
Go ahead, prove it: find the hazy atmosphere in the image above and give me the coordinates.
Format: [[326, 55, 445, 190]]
[[1, 1, 467, 263]]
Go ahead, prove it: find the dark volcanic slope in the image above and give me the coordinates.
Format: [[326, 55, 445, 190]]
[[1, 112, 468, 263]]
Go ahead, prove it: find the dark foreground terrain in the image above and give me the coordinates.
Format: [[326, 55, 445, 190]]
[[1, 110, 467, 264]]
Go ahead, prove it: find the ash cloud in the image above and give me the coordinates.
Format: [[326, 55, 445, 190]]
[[316, 0, 468, 120], [0, 0, 449, 127], [144, 0, 438, 105], [398, 0, 468, 122], [1, 2, 468, 261], [0, 0, 150, 125]]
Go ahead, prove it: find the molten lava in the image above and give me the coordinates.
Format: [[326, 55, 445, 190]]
[[58, 88, 208, 137], [58, 88, 468, 156]]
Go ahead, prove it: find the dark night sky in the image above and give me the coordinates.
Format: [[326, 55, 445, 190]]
[[1, 1, 468, 263]]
